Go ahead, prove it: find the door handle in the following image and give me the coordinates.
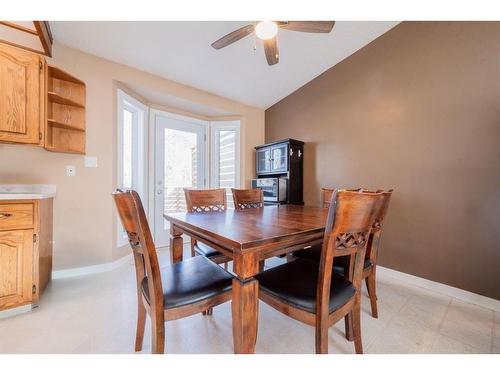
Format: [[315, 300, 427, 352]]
[[157, 189, 163, 195]]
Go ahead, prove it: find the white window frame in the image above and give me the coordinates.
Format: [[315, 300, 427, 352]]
[[116, 89, 149, 247], [209, 120, 241, 190]]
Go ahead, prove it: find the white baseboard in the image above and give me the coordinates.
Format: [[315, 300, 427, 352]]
[[377, 265, 500, 313], [52, 253, 133, 279]]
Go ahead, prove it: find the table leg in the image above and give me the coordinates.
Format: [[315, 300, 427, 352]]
[[169, 225, 183, 264], [231, 278, 259, 354]]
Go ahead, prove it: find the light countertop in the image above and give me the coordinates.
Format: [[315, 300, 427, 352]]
[[0, 184, 56, 200]]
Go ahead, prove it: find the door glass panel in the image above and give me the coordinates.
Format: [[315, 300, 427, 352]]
[[154, 114, 206, 248], [258, 149, 270, 172], [163, 128, 198, 216], [272, 145, 287, 170]]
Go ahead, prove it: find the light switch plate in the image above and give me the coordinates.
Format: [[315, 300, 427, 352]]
[[66, 165, 76, 177], [84, 156, 98, 168]]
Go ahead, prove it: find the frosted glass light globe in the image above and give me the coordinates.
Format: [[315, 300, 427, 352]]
[[255, 21, 278, 40]]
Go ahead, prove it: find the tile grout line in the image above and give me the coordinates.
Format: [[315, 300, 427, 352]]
[[427, 298, 453, 351], [365, 290, 412, 352]]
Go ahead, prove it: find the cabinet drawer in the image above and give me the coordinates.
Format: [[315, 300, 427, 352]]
[[0, 203, 34, 230]]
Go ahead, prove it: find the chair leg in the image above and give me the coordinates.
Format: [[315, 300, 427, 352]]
[[190, 238, 196, 257], [365, 270, 378, 318], [258, 260, 265, 272], [344, 312, 354, 341], [224, 262, 228, 271], [151, 315, 165, 354], [135, 302, 146, 352], [315, 323, 329, 354], [352, 302, 363, 354]]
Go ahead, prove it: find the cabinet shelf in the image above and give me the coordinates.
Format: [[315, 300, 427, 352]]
[[47, 92, 85, 108], [47, 119, 85, 132], [47, 65, 85, 85]]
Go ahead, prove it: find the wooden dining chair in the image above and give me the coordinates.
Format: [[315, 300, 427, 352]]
[[184, 188, 233, 315], [231, 188, 264, 210], [231, 188, 266, 272], [255, 190, 383, 354], [358, 189, 393, 318], [184, 188, 232, 266], [113, 189, 234, 354], [293, 188, 393, 319], [292, 187, 360, 262]]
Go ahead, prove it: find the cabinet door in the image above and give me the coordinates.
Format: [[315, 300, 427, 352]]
[[0, 43, 41, 144], [256, 147, 271, 174], [0, 230, 34, 310], [271, 143, 288, 172]]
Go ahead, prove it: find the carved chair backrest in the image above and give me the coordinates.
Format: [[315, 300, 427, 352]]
[[112, 190, 163, 316], [184, 188, 227, 213], [316, 190, 383, 320], [231, 188, 264, 210]]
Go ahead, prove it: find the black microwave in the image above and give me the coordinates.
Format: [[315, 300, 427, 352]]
[[251, 178, 288, 203]]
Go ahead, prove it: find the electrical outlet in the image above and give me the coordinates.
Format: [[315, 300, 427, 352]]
[[66, 165, 76, 177]]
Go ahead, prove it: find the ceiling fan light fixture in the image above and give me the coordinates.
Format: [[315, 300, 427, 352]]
[[255, 21, 278, 40]]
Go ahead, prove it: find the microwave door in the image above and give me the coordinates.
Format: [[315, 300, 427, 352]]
[[256, 179, 278, 202], [262, 188, 278, 202]]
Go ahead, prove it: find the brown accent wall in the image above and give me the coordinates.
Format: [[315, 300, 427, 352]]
[[265, 22, 500, 299]]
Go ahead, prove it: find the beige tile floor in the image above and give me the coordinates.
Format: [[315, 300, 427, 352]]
[[0, 247, 498, 354]]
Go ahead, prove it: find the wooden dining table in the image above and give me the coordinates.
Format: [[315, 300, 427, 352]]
[[164, 204, 328, 354]]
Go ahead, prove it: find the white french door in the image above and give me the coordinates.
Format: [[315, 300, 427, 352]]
[[152, 111, 207, 247]]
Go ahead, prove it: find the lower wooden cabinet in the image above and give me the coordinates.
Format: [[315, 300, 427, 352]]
[[0, 229, 34, 310], [0, 199, 53, 311]]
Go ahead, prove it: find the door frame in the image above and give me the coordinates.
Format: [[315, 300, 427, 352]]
[[148, 108, 210, 246]]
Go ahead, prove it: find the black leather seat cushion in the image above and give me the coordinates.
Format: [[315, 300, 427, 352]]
[[141, 255, 233, 309], [294, 245, 372, 273], [255, 258, 356, 314], [194, 241, 222, 258]]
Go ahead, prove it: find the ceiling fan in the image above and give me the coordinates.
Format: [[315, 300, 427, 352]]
[[211, 21, 335, 66]]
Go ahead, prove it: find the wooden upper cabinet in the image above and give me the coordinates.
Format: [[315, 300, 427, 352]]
[[0, 40, 86, 153], [0, 43, 42, 145]]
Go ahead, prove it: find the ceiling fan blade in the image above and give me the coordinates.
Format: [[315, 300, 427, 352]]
[[264, 37, 279, 66], [279, 21, 335, 33], [211, 24, 255, 49]]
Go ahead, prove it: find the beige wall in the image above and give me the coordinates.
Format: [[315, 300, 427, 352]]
[[266, 22, 500, 299], [0, 42, 265, 269]]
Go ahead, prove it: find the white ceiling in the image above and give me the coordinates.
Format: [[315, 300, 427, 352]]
[[51, 21, 399, 109]]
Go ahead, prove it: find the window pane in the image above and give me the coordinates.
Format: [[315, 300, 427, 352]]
[[122, 109, 133, 189], [164, 128, 199, 215], [218, 130, 236, 207]]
